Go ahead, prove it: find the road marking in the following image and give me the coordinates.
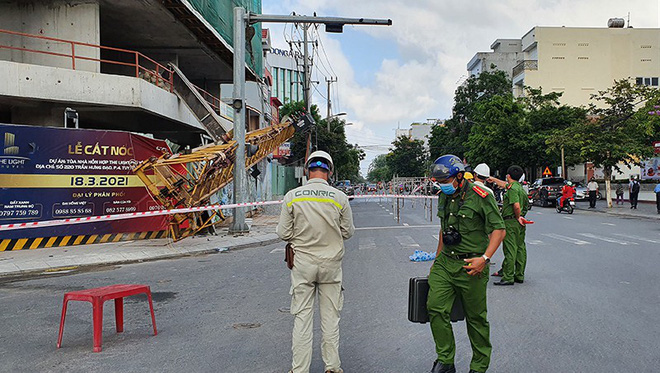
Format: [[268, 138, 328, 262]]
[[563, 216, 574, 220], [541, 233, 591, 245], [355, 225, 439, 231], [578, 233, 637, 245], [612, 233, 660, 244], [535, 211, 543, 215], [389, 212, 394, 215], [395, 235, 420, 248], [359, 236, 377, 250], [601, 222, 616, 226], [432, 234, 439, 241], [528, 240, 544, 245], [403, 223, 409, 226], [270, 248, 284, 254]]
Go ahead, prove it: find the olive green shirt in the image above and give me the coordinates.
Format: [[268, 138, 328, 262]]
[[437, 181, 505, 254], [501, 181, 529, 219]]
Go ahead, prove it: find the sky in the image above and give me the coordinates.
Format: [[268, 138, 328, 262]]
[[262, 0, 660, 177]]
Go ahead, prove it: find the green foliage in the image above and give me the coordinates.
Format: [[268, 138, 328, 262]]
[[278, 101, 364, 182], [386, 136, 427, 177], [367, 154, 392, 182], [429, 71, 511, 159], [548, 79, 660, 176], [465, 94, 530, 174]]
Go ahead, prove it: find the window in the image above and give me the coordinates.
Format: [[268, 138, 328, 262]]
[[641, 45, 652, 49], [635, 77, 659, 86], [577, 56, 589, 60], [641, 58, 652, 62], [553, 42, 566, 46], [552, 56, 565, 60], [578, 43, 589, 47]]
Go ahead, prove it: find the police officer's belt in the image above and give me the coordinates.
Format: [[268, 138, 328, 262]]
[[503, 216, 517, 220], [442, 251, 481, 260]]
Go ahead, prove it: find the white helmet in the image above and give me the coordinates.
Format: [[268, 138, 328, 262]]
[[306, 150, 334, 173], [474, 163, 491, 179]]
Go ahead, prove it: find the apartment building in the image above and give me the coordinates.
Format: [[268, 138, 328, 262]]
[[467, 38, 522, 79], [513, 23, 660, 106]]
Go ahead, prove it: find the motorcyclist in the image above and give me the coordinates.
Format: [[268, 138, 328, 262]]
[[558, 181, 575, 209]]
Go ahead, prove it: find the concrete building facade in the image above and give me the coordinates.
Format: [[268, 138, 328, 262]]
[[467, 39, 522, 79], [513, 25, 660, 106], [266, 46, 305, 105], [0, 0, 263, 147]]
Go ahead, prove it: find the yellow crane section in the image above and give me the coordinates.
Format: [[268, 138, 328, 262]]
[[133, 119, 298, 240]]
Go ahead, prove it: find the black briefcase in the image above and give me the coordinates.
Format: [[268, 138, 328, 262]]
[[408, 277, 465, 324]]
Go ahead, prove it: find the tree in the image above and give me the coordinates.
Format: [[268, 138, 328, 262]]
[[429, 71, 511, 159], [279, 101, 365, 182], [522, 88, 587, 178], [367, 154, 392, 182], [386, 136, 427, 177], [464, 94, 531, 174], [548, 79, 660, 207]]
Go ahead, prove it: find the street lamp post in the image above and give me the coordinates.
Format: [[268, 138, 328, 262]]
[[229, 9, 391, 233]]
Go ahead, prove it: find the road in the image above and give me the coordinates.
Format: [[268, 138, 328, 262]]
[[1, 197, 660, 372]]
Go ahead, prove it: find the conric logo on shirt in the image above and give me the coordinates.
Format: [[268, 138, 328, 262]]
[[294, 189, 336, 198]]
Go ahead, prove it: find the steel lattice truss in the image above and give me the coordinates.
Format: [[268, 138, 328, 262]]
[[133, 120, 296, 240]]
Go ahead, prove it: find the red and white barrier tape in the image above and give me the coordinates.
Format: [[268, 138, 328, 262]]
[[0, 194, 437, 232]]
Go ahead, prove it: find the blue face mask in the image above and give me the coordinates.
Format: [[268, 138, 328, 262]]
[[439, 182, 456, 195]]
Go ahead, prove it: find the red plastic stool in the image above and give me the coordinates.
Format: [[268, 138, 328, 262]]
[[57, 284, 158, 352]]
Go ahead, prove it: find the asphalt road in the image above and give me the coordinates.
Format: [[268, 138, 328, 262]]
[[1, 198, 660, 372]]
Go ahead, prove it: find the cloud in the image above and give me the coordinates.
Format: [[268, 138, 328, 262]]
[[263, 0, 659, 175]]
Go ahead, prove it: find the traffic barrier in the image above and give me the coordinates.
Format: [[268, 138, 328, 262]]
[[0, 194, 437, 233]]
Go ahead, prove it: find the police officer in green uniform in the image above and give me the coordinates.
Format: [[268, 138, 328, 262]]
[[427, 155, 506, 373], [489, 165, 529, 286]]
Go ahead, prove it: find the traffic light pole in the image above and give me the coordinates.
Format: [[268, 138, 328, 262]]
[[230, 8, 391, 233]]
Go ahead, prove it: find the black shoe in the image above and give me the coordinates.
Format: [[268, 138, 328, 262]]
[[491, 271, 503, 277], [514, 279, 524, 284], [431, 361, 456, 373], [493, 280, 514, 286]]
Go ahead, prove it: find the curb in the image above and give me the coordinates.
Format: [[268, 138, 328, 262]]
[[0, 234, 281, 282], [576, 207, 660, 221]]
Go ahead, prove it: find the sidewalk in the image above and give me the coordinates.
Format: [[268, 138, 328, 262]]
[[0, 213, 281, 280], [575, 199, 660, 220]]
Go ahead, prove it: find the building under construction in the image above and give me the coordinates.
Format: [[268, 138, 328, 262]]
[[0, 0, 297, 250]]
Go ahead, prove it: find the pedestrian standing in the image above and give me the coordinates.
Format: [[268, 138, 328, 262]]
[[630, 176, 641, 209], [655, 182, 660, 214], [489, 166, 529, 286], [276, 150, 355, 373], [427, 155, 505, 373], [587, 177, 598, 208], [615, 183, 624, 205]]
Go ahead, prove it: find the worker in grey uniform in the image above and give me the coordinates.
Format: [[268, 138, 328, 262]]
[[473, 163, 494, 196], [277, 150, 355, 373]]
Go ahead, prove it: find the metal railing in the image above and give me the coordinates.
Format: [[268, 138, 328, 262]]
[[0, 28, 174, 92], [512, 60, 538, 77]]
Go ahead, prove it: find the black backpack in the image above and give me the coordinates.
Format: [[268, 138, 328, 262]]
[[632, 181, 640, 193]]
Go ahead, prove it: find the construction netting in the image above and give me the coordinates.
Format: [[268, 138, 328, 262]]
[[188, 0, 263, 76]]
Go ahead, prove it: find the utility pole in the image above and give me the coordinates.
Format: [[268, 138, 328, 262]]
[[302, 23, 312, 159], [230, 6, 249, 233], [561, 146, 566, 179], [326, 76, 337, 131], [230, 9, 392, 233]]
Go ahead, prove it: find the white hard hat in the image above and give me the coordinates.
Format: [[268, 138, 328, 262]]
[[474, 163, 491, 178], [306, 150, 334, 172]]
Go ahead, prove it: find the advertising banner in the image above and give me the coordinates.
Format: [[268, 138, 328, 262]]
[[0, 123, 172, 240], [640, 157, 660, 180]]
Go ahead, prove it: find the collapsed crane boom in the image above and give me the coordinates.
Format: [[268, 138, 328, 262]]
[[133, 118, 302, 240]]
